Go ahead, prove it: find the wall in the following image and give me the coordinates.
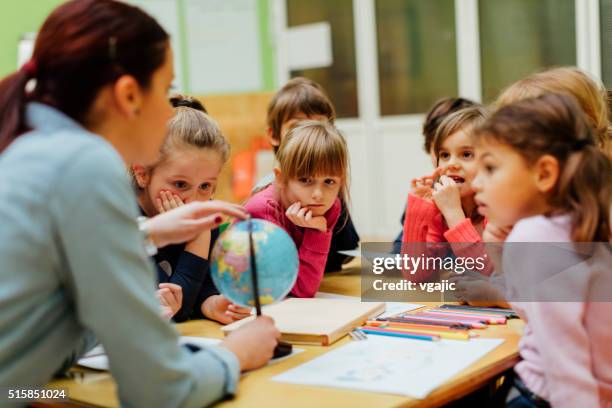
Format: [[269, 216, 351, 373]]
[[0, 0, 64, 77], [0, 0, 276, 94]]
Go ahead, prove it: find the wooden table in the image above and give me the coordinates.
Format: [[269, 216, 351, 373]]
[[44, 265, 523, 407]]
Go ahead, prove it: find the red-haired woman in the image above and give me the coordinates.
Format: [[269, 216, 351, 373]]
[[0, 1, 278, 406]]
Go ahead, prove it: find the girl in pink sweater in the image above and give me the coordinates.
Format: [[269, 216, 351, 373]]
[[402, 106, 492, 282], [245, 120, 347, 298], [473, 93, 611, 408]]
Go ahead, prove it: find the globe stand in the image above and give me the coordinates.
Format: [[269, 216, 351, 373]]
[[248, 219, 293, 359]]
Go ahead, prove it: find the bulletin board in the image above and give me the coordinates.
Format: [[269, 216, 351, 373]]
[[197, 92, 275, 203]]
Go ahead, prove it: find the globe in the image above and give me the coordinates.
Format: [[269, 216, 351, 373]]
[[210, 218, 299, 308]]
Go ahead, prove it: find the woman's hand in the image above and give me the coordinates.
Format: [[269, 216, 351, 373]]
[[220, 316, 280, 371], [432, 175, 464, 227], [157, 283, 183, 318], [285, 202, 327, 232], [202, 295, 252, 324], [144, 201, 247, 248]]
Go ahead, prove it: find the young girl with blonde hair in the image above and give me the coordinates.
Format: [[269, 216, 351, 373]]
[[245, 120, 349, 297], [132, 95, 251, 323], [0, 1, 278, 404]]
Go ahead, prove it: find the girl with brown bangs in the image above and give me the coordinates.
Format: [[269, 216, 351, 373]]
[[401, 106, 493, 282], [246, 120, 349, 298], [0, 0, 279, 404], [472, 93, 611, 408], [257, 77, 360, 273]]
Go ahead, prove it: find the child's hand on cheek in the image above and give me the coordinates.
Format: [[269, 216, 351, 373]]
[[285, 202, 327, 232], [432, 175, 464, 227], [155, 190, 184, 213], [202, 294, 252, 324]]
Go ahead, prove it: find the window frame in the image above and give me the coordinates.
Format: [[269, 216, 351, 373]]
[[274, 0, 603, 120]]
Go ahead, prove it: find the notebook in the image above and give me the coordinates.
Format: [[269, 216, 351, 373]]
[[221, 298, 386, 346]]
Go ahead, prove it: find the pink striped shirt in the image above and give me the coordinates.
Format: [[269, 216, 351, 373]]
[[245, 184, 341, 298]]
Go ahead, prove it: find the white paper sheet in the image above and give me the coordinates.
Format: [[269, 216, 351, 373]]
[[378, 302, 425, 318], [78, 336, 303, 371], [314, 292, 360, 301], [314, 292, 424, 317], [272, 336, 504, 399], [337, 248, 360, 258], [287, 22, 333, 71]]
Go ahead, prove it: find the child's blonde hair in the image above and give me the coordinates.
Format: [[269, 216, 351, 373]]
[[158, 95, 229, 165], [133, 95, 230, 190], [496, 67, 611, 152], [477, 93, 611, 242], [276, 120, 349, 204]]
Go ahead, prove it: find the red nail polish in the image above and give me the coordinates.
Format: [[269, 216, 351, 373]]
[[214, 216, 222, 224]]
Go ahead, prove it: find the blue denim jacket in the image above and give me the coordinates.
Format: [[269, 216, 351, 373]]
[[0, 103, 238, 407]]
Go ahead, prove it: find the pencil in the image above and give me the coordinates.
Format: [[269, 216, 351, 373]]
[[379, 326, 470, 340], [367, 320, 467, 332], [379, 316, 473, 330], [439, 304, 518, 318], [367, 320, 471, 333], [394, 314, 487, 329], [360, 327, 440, 342], [422, 310, 506, 325], [431, 307, 511, 319]]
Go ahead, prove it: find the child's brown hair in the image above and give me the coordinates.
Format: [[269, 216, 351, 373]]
[[267, 77, 335, 152], [133, 95, 229, 190], [276, 120, 349, 205], [432, 105, 489, 161], [423, 97, 477, 153], [496, 67, 611, 153], [158, 95, 229, 165], [477, 93, 611, 242]]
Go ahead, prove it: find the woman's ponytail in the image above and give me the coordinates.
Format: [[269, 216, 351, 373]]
[[0, 68, 31, 153]]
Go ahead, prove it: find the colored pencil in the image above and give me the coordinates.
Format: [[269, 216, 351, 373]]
[[360, 327, 439, 342], [430, 308, 509, 318], [366, 320, 469, 333], [368, 325, 470, 341], [378, 316, 472, 330], [395, 314, 487, 329], [422, 310, 506, 325], [430, 307, 511, 320], [439, 304, 519, 318]]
